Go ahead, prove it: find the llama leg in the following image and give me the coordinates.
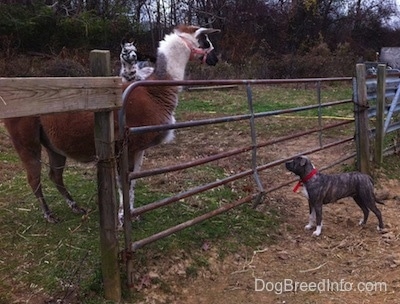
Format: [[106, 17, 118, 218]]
[[28, 162, 58, 223], [117, 149, 145, 228], [46, 148, 86, 215], [26, 154, 57, 222], [3, 118, 58, 223], [116, 171, 124, 229], [130, 150, 145, 213]]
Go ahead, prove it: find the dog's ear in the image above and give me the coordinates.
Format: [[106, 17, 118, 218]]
[[300, 157, 307, 167]]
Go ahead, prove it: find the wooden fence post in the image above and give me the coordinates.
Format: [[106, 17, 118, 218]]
[[375, 64, 386, 167], [355, 64, 370, 175], [90, 50, 121, 302]]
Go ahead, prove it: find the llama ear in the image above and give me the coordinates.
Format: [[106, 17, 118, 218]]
[[121, 38, 127, 48], [196, 28, 221, 36], [194, 27, 221, 37]]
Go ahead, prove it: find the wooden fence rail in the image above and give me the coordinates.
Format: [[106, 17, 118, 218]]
[[0, 51, 123, 302]]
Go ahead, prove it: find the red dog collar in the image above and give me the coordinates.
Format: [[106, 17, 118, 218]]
[[293, 168, 318, 192]]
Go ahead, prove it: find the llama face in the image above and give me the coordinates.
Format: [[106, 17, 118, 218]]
[[120, 40, 138, 64], [194, 27, 220, 66], [196, 33, 218, 66]]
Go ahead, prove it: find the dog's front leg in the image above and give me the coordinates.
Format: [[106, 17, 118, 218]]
[[312, 204, 323, 236], [305, 201, 316, 230]]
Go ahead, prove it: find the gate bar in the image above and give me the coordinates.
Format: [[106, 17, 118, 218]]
[[131, 194, 258, 251], [126, 99, 352, 135], [131, 136, 354, 217], [246, 83, 266, 207], [132, 169, 253, 217], [128, 119, 353, 181]]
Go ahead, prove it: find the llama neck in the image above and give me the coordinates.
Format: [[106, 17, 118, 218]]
[[154, 34, 190, 81], [120, 61, 136, 82]]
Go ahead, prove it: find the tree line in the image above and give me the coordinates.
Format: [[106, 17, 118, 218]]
[[1, 0, 399, 78]]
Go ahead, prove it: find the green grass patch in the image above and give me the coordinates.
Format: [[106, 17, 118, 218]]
[[0, 157, 280, 303], [380, 154, 400, 179], [132, 180, 279, 255], [179, 84, 353, 118]]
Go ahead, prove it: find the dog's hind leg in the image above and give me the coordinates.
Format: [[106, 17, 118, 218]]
[[46, 148, 87, 215], [355, 195, 384, 231], [368, 203, 384, 231], [353, 196, 370, 226]]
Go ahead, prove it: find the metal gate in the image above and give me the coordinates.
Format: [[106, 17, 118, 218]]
[[118, 77, 353, 287]]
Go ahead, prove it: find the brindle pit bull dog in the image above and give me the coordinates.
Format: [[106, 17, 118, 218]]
[[285, 156, 384, 236]]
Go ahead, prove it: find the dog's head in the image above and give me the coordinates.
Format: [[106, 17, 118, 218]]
[[285, 156, 315, 179]]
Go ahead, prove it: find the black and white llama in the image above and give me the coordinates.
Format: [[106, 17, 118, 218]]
[[119, 39, 154, 82]]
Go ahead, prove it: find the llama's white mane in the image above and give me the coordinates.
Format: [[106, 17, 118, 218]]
[[155, 30, 193, 81]]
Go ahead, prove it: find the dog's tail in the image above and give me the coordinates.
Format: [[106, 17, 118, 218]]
[[370, 176, 385, 205]]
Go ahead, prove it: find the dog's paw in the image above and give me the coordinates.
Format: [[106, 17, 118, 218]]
[[312, 225, 322, 237], [304, 224, 314, 230], [359, 219, 366, 226]]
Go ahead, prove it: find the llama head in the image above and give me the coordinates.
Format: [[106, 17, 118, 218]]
[[120, 39, 138, 65], [174, 25, 220, 66]]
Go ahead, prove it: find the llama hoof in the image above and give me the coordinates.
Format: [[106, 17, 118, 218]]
[[71, 204, 87, 215], [133, 215, 142, 222], [45, 213, 60, 223]]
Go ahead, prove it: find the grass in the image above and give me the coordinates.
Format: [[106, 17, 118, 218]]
[[0, 143, 278, 303], [381, 154, 400, 179], [179, 84, 353, 117], [0, 82, 364, 303]]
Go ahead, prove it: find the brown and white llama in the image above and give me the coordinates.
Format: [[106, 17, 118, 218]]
[[119, 39, 154, 82], [3, 25, 220, 227]]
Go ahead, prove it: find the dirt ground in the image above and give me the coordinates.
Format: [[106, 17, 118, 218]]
[[130, 134, 400, 304], [136, 174, 400, 304]]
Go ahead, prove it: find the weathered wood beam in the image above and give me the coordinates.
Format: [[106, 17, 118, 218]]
[[0, 76, 122, 119]]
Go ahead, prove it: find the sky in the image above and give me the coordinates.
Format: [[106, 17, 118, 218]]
[[389, 1, 400, 26]]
